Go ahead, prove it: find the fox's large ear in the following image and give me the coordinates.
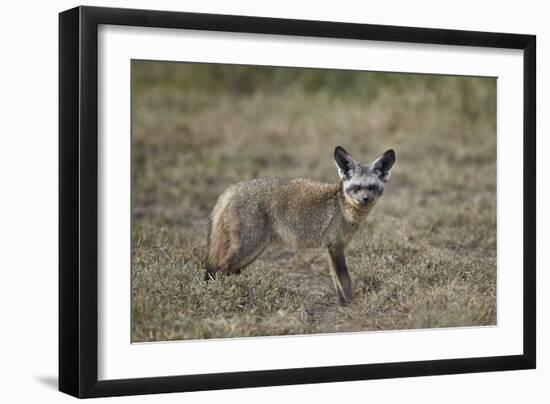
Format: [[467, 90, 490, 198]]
[[334, 146, 358, 180], [372, 149, 396, 181]]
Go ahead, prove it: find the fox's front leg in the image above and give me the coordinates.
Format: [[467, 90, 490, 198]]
[[327, 246, 353, 305]]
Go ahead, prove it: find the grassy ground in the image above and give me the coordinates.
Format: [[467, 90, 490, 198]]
[[131, 61, 497, 342]]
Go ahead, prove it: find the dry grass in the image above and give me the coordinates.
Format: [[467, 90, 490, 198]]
[[131, 61, 496, 342]]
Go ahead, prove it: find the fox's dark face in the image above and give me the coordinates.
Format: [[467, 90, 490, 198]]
[[334, 146, 396, 207]]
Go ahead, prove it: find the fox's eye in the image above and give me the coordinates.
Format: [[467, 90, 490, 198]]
[[352, 185, 361, 192], [367, 184, 377, 192]]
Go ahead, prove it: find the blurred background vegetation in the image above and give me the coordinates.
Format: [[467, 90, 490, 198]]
[[132, 61, 496, 342], [133, 61, 495, 117]]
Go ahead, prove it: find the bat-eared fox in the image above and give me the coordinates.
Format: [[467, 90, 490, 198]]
[[205, 146, 395, 305]]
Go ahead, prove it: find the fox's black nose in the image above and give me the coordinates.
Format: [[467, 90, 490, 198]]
[[362, 196, 370, 204]]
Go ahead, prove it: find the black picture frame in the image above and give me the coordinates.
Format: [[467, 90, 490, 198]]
[[59, 5, 536, 398]]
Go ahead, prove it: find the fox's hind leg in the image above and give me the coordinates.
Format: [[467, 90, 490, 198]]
[[205, 203, 270, 280], [205, 231, 269, 280], [327, 245, 353, 305], [205, 239, 268, 280]]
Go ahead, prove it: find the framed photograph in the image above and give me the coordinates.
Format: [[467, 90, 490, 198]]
[[59, 6, 536, 398]]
